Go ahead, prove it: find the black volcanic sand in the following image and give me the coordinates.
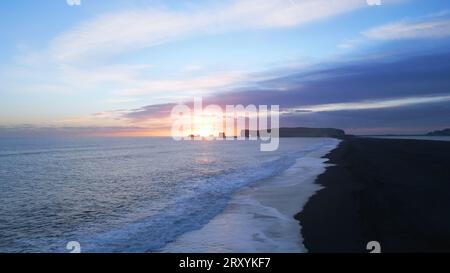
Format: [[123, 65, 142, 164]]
[[296, 137, 450, 253]]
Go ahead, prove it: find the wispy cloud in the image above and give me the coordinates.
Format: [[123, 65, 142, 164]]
[[288, 95, 450, 112], [365, 18, 450, 40], [12, 0, 369, 104], [339, 11, 450, 50], [117, 71, 249, 97], [51, 0, 367, 63], [4, 48, 450, 135], [60, 64, 152, 86]]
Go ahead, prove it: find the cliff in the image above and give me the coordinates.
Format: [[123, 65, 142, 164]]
[[426, 128, 450, 136], [242, 127, 347, 138]]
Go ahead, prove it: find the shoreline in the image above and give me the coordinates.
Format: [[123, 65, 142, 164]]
[[161, 138, 340, 252], [296, 137, 450, 252]]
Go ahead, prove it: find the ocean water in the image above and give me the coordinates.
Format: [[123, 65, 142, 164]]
[[0, 137, 339, 253], [366, 136, 450, 142]]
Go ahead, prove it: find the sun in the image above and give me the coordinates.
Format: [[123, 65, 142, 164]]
[[192, 113, 221, 138], [198, 125, 215, 137]]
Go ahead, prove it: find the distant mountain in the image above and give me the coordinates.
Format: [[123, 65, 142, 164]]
[[426, 128, 450, 136], [242, 127, 347, 138]]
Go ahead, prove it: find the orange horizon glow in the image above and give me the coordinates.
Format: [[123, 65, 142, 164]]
[[89, 129, 171, 137]]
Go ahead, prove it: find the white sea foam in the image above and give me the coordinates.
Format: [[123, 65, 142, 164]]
[[0, 137, 339, 252], [162, 138, 340, 253]]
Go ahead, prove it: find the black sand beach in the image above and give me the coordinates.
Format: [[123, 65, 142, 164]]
[[296, 137, 450, 253]]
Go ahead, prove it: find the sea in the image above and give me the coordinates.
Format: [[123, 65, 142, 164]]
[[366, 136, 450, 142], [0, 137, 339, 253]]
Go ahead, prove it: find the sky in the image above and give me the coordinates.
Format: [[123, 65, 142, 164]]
[[1, 0, 450, 136]]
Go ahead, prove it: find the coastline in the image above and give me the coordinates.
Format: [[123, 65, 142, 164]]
[[296, 137, 450, 252], [162, 138, 340, 252]]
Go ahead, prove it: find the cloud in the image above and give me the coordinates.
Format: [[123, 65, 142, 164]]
[[51, 0, 367, 62], [182, 65, 204, 73], [102, 50, 450, 135], [365, 19, 450, 40], [60, 64, 152, 86], [200, 50, 450, 109], [123, 103, 175, 122], [282, 98, 450, 135], [287, 95, 450, 112], [338, 38, 363, 49], [338, 11, 450, 50], [5, 48, 450, 135], [105, 98, 139, 104], [117, 71, 249, 97]]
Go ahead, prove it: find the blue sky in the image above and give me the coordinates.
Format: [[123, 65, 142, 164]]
[[1, 0, 450, 135]]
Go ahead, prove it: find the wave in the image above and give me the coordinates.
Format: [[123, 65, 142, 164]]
[[162, 138, 340, 253], [41, 138, 339, 252], [68, 149, 297, 252]]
